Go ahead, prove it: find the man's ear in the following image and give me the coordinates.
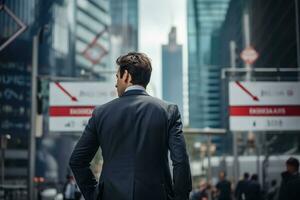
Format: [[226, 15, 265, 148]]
[[127, 71, 132, 84], [121, 70, 128, 81], [124, 70, 132, 83]]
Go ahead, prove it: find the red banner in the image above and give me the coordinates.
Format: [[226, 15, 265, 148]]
[[230, 105, 300, 116], [49, 106, 95, 117]]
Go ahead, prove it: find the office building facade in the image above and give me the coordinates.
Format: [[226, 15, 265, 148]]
[[75, 0, 111, 77], [110, 0, 138, 64], [187, 0, 230, 129], [0, 0, 111, 185]]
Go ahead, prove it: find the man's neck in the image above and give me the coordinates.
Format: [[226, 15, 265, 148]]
[[125, 85, 145, 92]]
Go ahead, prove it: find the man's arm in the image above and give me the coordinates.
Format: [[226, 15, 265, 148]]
[[168, 105, 192, 200], [69, 110, 99, 200]]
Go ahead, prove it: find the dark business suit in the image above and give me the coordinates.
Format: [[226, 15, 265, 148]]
[[69, 89, 192, 200]]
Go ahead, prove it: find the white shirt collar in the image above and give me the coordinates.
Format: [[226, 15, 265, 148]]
[[125, 85, 145, 92]]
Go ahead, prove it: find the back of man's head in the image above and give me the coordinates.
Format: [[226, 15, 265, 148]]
[[251, 174, 258, 181], [243, 172, 250, 180], [116, 52, 152, 88], [286, 157, 299, 173]]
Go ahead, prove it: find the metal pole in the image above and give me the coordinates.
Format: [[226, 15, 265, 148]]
[[207, 134, 212, 183], [207, 134, 212, 200], [233, 132, 239, 184], [230, 40, 238, 183], [255, 133, 261, 184], [262, 132, 268, 190], [243, 13, 251, 48], [295, 0, 300, 68], [28, 35, 38, 200], [1, 137, 4, 185], [243, 12, 252, 80], [0, 135, 9, 186], [230, 40, 237, 69]]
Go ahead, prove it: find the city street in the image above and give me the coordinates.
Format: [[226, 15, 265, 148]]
[[1, 0, 300, 200]]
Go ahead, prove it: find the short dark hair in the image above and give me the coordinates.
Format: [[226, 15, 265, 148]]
[[244, 172, 250, 179], [286, 157, 299, 170], [251, 174, 258, 181], [116, 52, 152, 87]]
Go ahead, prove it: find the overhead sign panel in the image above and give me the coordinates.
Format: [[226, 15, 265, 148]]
[[229, 81, 300, 131], [49, 82, 117, 132]]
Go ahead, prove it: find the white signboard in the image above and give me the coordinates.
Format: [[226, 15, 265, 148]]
[[229, 81, 300, 131], [49, 82, 117, 132]]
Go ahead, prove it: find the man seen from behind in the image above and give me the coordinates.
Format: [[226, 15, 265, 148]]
[[69, 52, 192, 200]]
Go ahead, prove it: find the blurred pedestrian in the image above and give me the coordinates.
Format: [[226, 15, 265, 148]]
[[215, 171, 232, 200], [191, 180, 208, 200], [278, 157, 300, 200], [267, 179, 278, 200], [244, 174, 261, 200], [63, 175, 81, 200], [234, 172, 250, 200], [69, 52, 192, 200]]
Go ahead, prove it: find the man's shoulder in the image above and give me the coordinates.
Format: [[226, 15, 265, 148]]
[[94, 97, 121, 112], [144, 95, 176, 106], [94, 95, 178, 114], [142, 95, 180, 115], [94, 95, 178, 116]]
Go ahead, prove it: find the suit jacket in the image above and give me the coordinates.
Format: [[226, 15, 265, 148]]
[[278, 171, 300, 200], [245, 180, 261, 200], [69, 89, 192, 200]]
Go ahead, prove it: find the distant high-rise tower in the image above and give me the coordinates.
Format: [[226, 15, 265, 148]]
[[162, 27, 184, 117]]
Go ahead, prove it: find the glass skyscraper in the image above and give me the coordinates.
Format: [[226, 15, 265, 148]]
[[75, 0, 111, 77], [0, 0, 111, 186], [110, 0, 138, 63], [187, 0, 230, 129]]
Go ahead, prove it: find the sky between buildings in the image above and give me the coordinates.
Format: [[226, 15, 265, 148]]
[[139, 0, 187, 100]]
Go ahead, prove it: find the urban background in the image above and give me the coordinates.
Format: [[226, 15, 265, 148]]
[[0, 0, 300, 199]]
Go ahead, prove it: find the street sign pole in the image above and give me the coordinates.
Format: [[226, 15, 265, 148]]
[[230, 40, 240, 184], [243, 13, 251, 72], [28, 35, 38, 200], [255, 132, 261, 184], [207, 134, 212, 200], [230, 40, 237, 69], [295, 0, 300, 68], [207, 134, 212, 184], [232, 131, 239, 184]]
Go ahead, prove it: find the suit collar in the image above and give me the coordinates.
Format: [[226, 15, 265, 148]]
[[125, 85, 145, 92], [121, 89, 149, 97]]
